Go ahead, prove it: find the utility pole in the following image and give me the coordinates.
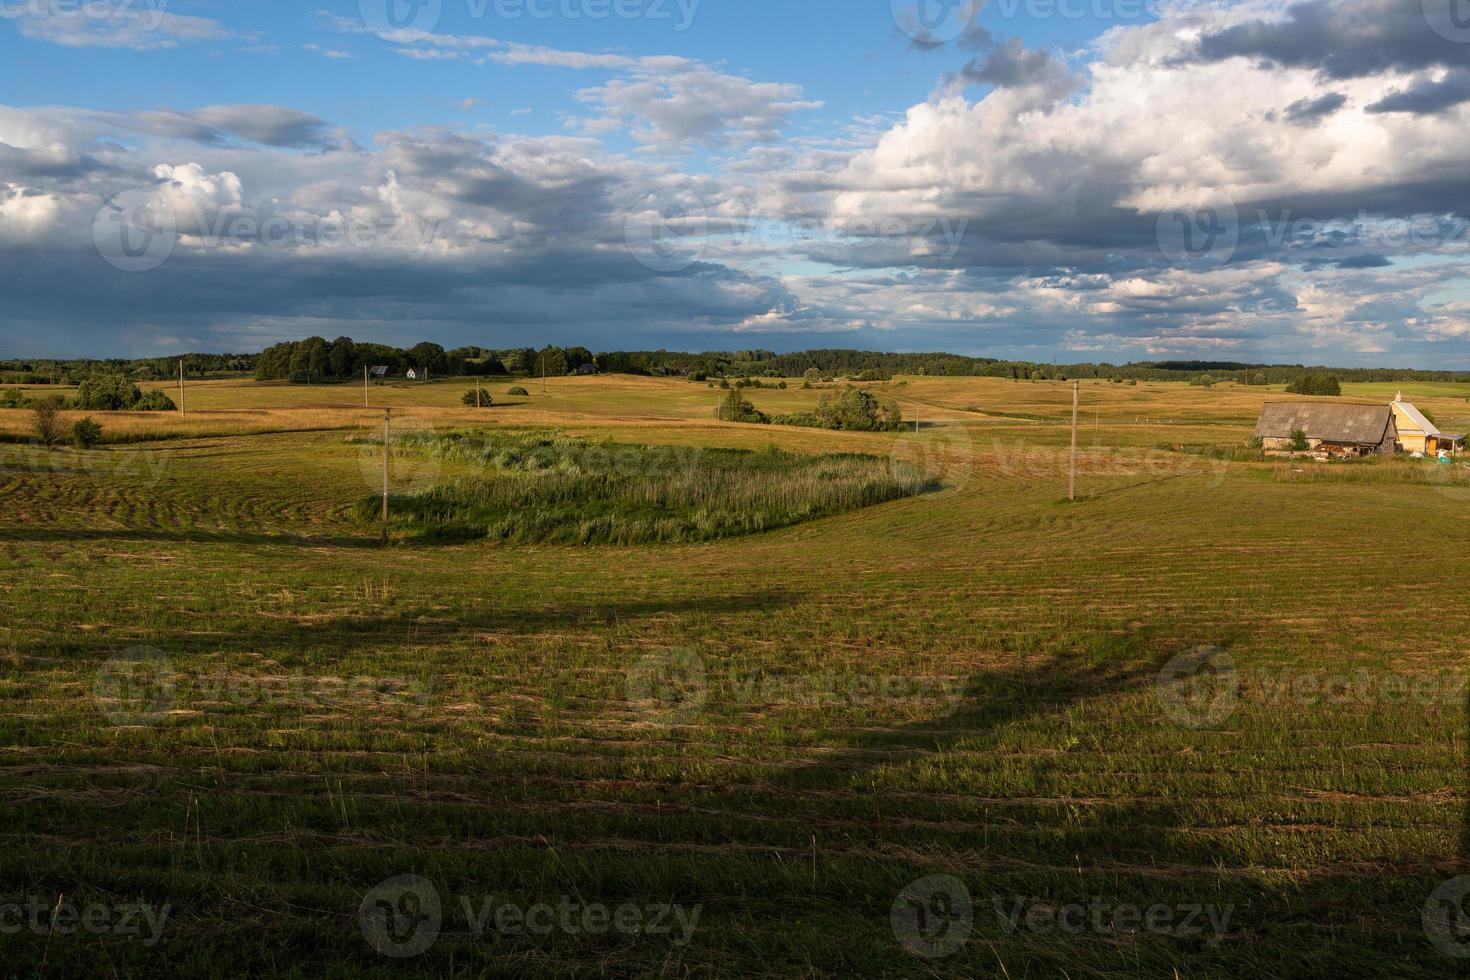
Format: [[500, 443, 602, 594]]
[[179, 359, 186, 416], [364, 365, 369, 408], [476, 378, 482, 408], [381, 408, 392, 546], [1069, 381, 1079, 501]]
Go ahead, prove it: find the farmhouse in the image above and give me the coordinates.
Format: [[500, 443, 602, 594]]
[[1253, 402, 1398, 457], [1391, 393, 1465, 457]]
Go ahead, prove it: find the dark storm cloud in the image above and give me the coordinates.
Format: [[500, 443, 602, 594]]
[[1281, 92, 1348, 125], [1367, 70, 1470, 114], [130, 105, 335, 149], [1192, 0, 1470, 79]]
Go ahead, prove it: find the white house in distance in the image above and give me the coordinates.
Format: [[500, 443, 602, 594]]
[[1391, 393, 1465, 457]]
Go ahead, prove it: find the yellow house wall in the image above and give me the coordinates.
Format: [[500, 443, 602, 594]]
[[1390, 405, 1430, 453]]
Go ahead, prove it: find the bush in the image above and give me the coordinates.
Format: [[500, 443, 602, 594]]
[[0, 388, 27, 408], [815, 387, 904, 432], [72, 417, 103, 449], [507, 387, 530, 397], [30, 397, 65, 447], [1288, 429, 1310, 452], [716, 389, 768, 425], [803, 368, 820, 389], [75, 374, 142, 410], [1247, 436, 1264, 450], [1191, 374, 1215, 387], [132, 390, 177, 412], [462, 389, 493, 407]]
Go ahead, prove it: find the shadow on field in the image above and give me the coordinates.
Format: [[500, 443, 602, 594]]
[[41, 589, 802, 659], [0, 526, 377, 549]]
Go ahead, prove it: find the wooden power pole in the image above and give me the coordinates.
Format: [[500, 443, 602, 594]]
[[364, 365, 369, 408], [1069, 381, 1079, 501], [179, 359, 186, 416], [381, 408, 392, 546]]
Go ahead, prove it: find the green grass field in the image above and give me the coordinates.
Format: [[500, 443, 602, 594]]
[[2, 375, 1470, 977]]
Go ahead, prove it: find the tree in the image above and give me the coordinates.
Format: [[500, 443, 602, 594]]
[[30, 397, 64, 447], [1286, 374, 1341, 396], [803, 368, 821, 389], [76, 374, 142, 410], [716, 389, 767, 424], [536, 346, 569, 378], [1288, 429, 1310, 452], [328, 336, 357, 377], [409, 342, 449, 376], [288, 337, 330, 381], [815, 387, 903, 432]]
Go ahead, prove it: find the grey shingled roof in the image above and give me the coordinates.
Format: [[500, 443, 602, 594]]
[[1253, 402, 1395, 445]]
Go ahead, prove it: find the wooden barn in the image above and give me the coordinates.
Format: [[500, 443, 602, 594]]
[[1252, 402, 1398, 457]]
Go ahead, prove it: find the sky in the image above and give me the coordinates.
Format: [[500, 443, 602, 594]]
[[3, 0, 1470, 365]]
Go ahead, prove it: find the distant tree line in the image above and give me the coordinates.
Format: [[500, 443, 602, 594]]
[[9, 343, 1470, 388]]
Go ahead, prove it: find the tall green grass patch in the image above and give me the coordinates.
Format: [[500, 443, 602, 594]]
[[357, 429, 936, 544]]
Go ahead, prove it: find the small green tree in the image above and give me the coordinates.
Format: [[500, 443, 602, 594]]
[[462, 389, 493, 407], [1288, 429, 1310, 452], [30, 397, 65, 447], [507, 386, 530, 397], [76, 374, 141, 410], [716, 389, 768, 424], [133, 390, 177, 412], [802, 368, 820, 389]]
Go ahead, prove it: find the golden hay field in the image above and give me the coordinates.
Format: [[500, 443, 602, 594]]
[[3, 373, 1470, 977]]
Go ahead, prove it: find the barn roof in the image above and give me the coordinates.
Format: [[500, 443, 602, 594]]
[[1391, 397, 1440, 437], [1253, 402, 1395, 445]]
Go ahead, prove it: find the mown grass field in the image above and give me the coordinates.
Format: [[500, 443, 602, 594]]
[[2, 374, 1470, 977]]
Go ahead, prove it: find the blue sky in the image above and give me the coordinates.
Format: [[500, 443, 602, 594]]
[[3, 0, 1470, 365]]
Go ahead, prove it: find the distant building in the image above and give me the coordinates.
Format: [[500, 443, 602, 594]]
[[406, 368, 418, 380], [1252, 402, 1398, 457], [1391, 393, 1464, 456], [368, 365, 389, 378], [575, 363, 599, 376]]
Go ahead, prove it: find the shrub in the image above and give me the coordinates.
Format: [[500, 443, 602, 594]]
[[30, 397, 65, 447], [132, 390, 177, 412], [0, 388, 27, 408], [507, 386, 530, 397], [803, 368, 820, 389], [1288, 429, 1310, 452], [462, 389, 493, 407], [716, 389, 768, 424], [1247, 436, 1264, 450], [816, 387, 905, 432], [72, 417, 103, 449], [1191, 374, 1215, 387]]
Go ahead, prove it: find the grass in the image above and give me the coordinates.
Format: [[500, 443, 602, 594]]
[[353, 429, 935, 544], [2, 374, 1470, 976]]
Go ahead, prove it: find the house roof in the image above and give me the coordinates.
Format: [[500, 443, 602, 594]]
[[1253, 402, 1396, 445], [1391, 398, 1440, 437]]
